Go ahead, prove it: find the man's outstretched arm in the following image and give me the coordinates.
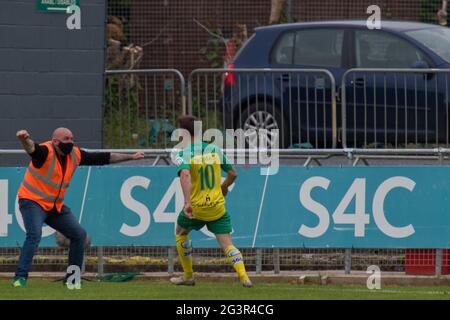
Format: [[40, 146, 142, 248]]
[[80, 151, 145, 166], [110, 152, 145, 163]]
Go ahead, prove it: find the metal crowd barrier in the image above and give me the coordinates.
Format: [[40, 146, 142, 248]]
[[4, 148, 450, 167], [103, 68, 450, 152], [342, 68, 450, 149], [188, 68, 337, 149], [104, 69, 186, 149]]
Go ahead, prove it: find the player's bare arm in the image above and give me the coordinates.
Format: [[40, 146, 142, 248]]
[[221, 167, 237, 197], [16, 130, 35, 154], [179, 169, 193, 219]]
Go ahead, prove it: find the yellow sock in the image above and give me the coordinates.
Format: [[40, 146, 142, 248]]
[[225, 245, 249, 282], [176, 234, 193, 279]]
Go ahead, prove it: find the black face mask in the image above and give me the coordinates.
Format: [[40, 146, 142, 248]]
[[58, 142, 74, 155]]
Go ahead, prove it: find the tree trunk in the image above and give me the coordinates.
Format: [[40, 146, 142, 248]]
[[269, 0, 286, 24]]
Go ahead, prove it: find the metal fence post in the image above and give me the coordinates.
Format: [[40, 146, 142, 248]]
[[168, 247, 175, 274], [97, 246, 104, 275], [438, 151, 444, 166], [273, 248, 280, 274], [187, 73, 193, 115], [256, 248, 262, 274], [344, 248, 352, 275], [182, 95, 187, 115], [81, 257, 86, 274], [347, 150, 354, 167], [438, 148, 444, 289], [436, 248, 442, 277]]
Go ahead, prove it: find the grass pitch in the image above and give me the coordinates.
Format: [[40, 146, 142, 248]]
[[1, 279, 450, 300]]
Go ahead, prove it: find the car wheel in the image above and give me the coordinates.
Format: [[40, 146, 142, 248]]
[[239, 103, 288, 148]]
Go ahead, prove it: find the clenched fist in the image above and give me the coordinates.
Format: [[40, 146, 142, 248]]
[[131, 151, 145, 160], [184, 202, 193, 219], [16, 130, 30, 141]]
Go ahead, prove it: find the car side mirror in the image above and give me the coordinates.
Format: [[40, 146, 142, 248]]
[[411, 60, 433, 80], [411, 60, 429, 69]]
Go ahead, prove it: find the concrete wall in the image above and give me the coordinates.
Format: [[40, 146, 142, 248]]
[[0, 0, 106, 151]]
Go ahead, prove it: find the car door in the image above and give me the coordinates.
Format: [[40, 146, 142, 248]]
[[271, 27, 347, 148], [345, 29, 436, 147]]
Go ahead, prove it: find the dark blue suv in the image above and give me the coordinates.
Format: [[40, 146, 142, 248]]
[[223, 21, 450, 148]]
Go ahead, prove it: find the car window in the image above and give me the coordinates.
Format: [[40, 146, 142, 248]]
[[293, 29, 344, 68], [355, 30, 429, 68], [272, 32, 295, 64], [406, 27, 450, 63]]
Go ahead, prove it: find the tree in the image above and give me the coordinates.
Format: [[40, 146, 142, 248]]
[[269, 0, 286, 24]]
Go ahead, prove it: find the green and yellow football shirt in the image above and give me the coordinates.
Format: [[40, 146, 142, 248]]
[[176, 141, 233, 221]]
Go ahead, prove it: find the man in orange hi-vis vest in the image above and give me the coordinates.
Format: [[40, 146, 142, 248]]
[[12, 128, 144, 288]]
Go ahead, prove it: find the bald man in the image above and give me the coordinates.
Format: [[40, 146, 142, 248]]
[[12, 128, 144, 288]]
